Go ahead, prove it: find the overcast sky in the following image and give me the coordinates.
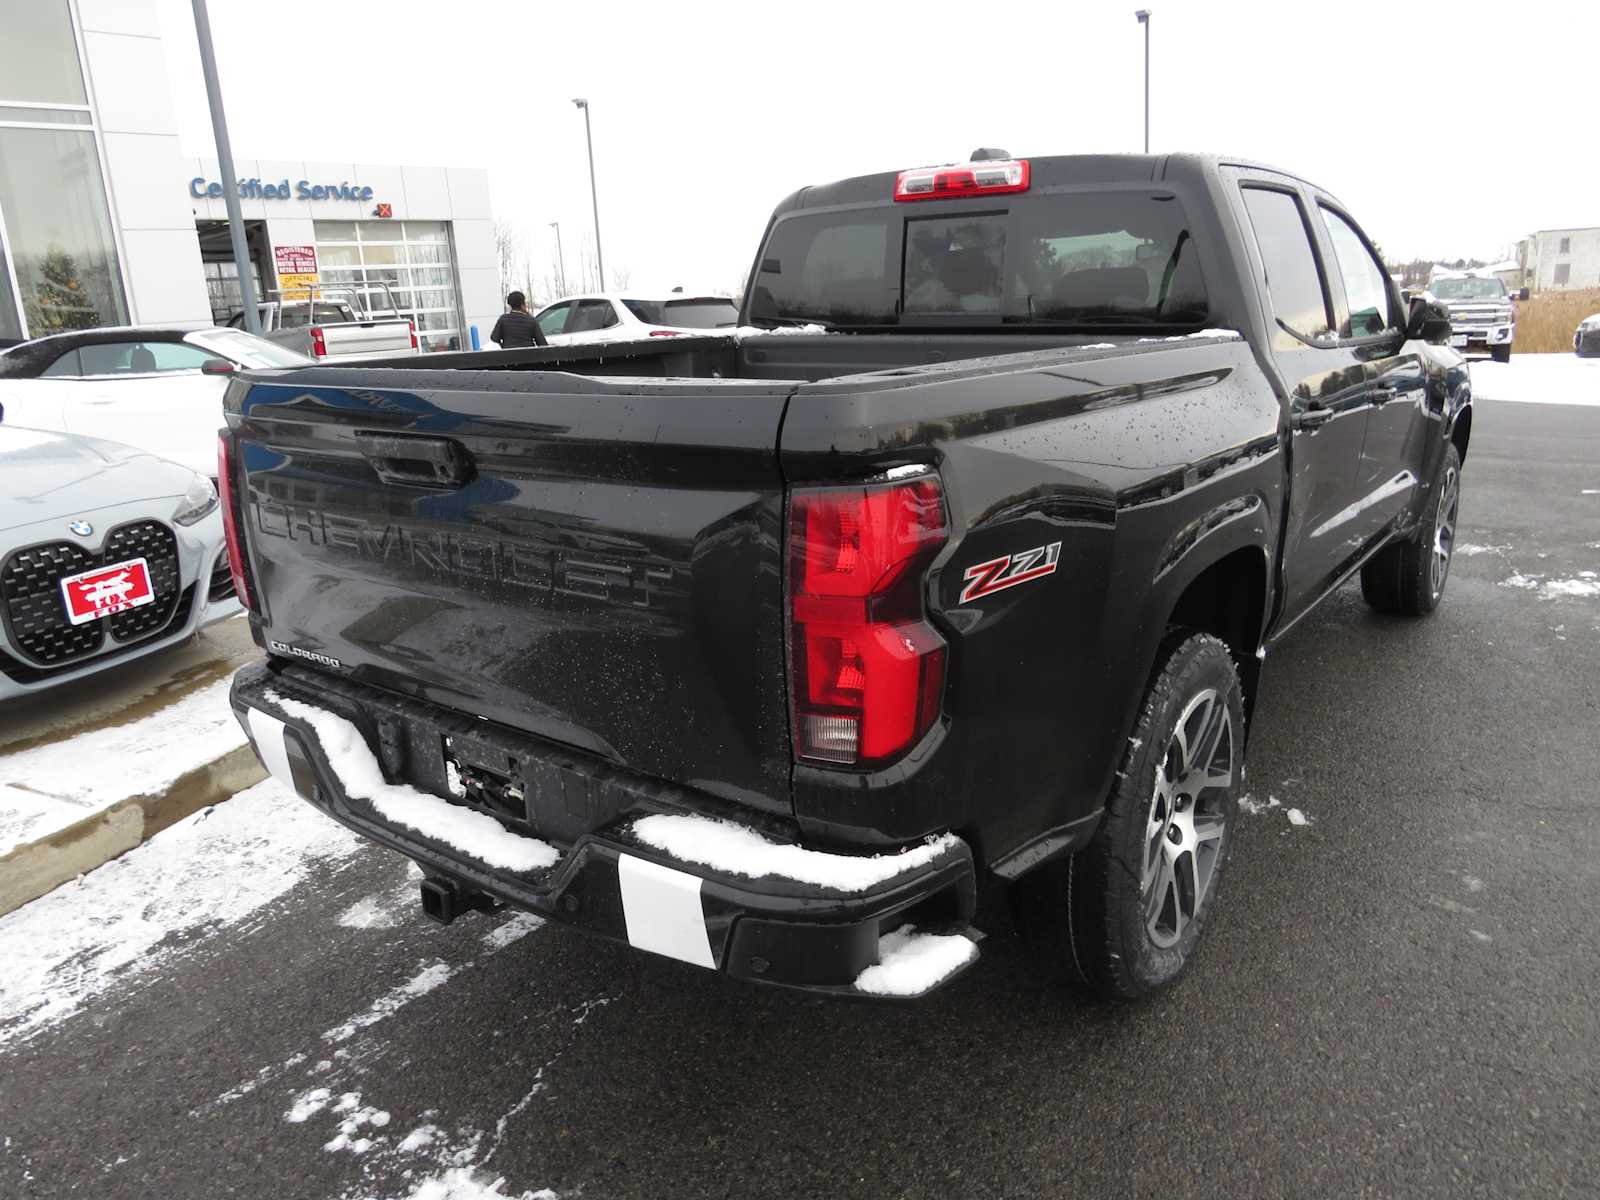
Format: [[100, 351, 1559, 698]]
[[156, 0, 1597, 295]]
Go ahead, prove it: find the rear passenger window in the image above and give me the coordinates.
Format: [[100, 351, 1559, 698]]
[[1240, 187, 1333, 346], [1319, 206, 1394, 338], [566, 300, 619, 333]]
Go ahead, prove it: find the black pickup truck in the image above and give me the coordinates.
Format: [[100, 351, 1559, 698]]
[[222, 152, 1470, 1001]]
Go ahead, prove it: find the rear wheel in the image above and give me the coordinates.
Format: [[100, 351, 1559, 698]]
[[1017, 633, 1242, 1000], [1491, 343, 1512, 363], [1360, 443, 1461, 616]]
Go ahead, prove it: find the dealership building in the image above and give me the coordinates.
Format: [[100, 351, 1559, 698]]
[[0, 0, 500, 351]]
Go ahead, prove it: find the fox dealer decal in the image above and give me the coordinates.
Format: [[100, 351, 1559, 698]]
[[959, 541, 1062, 604]]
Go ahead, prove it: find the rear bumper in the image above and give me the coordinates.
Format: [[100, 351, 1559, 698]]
[[230, 662, 979, 998]]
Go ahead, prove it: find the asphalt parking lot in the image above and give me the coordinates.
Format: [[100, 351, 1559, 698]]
[[1, 396, 1596, 1199]]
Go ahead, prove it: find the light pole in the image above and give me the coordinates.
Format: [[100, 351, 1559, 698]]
[[1135, 9, 1151, 154], [192, 0, 259, 333], [549, 221, 567, 296], [571, 99, 605, 291]]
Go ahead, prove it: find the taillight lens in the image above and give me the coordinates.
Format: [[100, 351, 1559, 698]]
[[648, 329, 684, 337], [408, 322, 418, 350], [309, 327, 326, 356], [216, 434, 254, 612], [894, 159, 1030, 202], [789, 476, 948, 767]]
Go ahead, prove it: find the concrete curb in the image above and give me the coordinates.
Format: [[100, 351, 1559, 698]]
[[0, 744, 265, 917]]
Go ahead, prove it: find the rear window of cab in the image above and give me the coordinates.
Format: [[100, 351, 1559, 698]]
[[749, 190, 1209, 329]]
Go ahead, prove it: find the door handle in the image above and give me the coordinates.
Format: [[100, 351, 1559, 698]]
[[1370, 384, 1398, 404], [1293, 403, 1334, 431], [354, 431, 476, 488]]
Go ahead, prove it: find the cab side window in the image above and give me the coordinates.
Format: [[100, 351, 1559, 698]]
[[1318, 207, 1395, 339], [1240, 187, 1334, 348]]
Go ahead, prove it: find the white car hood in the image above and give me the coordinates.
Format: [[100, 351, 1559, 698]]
[[0, 427, 193, 534]]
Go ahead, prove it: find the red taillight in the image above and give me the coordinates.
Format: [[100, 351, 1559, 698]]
[[216, 434, 254, 612], [789, 476, 948, 766], [408, 322, 418, 350], [894, 158, 1030, 202], [309, 326, 326, 357], [648, 329, 684, 337]]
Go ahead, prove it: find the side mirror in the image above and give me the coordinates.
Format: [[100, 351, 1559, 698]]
[[1406, 297, 1452, 344], [200, 357, 237, 376]]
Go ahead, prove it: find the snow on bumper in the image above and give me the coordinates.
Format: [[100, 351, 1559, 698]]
[[231, 663, 979, 999]]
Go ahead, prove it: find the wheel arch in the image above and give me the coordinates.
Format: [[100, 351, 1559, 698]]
[[1449, 404, 1472, 465], [1161, 544, 1269, 732]]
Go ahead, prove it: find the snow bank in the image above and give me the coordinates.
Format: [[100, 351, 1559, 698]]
[[854, 924, 977, 996], [0, 778, 360, 1047], [264, 692, 558, 874], [1469, 354, 1600, 408], [629, 813, 959, 891], [0, 677, 247, 856]]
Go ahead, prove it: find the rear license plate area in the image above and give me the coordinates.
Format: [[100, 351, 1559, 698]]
[[441, 733, 530, 828]]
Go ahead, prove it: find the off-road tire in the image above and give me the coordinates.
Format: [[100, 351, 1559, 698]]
[[1490, 343, 1511, 364], [1360, 443, 1461, 616], [1017, 632, 1243, 1000]]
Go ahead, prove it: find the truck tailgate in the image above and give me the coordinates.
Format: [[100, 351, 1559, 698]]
[[231, 370, 797, 817], [321, 321, 416, 358]]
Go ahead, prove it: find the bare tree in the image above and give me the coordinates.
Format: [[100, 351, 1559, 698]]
[[493, 220, 521, 297]]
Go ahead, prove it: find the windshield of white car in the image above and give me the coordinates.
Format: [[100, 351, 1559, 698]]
[[1431, 277, 1507, 301], [622, 298, 740, 328], [193, 329, 312, 368]]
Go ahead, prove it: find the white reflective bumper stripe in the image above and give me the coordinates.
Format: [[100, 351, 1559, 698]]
[[617, 852, 714, 970], [246, 707, 296, 789]]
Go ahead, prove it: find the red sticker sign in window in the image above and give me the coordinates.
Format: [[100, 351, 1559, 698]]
[[59, 558, 155, 625]]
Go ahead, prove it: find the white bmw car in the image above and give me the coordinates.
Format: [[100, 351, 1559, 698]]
[[532, 292, 740, 345], [0, 426, 240, 702], [0, 326, 310, 479]]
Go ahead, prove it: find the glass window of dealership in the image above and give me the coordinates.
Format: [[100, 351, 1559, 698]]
[[1, 0, 498, 349], [0, 1, 127, 340]]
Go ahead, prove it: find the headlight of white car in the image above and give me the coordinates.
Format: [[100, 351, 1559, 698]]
[[173, 473, 219, 526]]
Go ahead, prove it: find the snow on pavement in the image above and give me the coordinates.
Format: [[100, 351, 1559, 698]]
[[1468, 353, 1600, 407], [1500, 571, 1600, 600], [0, 777, 360, 1047], [0, 677, 246, 857]]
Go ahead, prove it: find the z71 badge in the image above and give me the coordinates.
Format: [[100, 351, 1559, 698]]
[[959, 541, 1062, 604]]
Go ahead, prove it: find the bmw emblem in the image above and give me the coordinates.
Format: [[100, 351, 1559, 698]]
[[68, 520, 93, 538]]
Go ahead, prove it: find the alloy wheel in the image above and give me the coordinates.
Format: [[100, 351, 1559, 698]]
[[1432, 464, 1459, 599], [1141, 688, 1234, 949]]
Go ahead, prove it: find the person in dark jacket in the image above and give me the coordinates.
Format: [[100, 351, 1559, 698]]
[[489, 291, 547, 348]]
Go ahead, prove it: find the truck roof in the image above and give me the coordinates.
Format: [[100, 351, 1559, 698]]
[[776, 152, 1339, 215]]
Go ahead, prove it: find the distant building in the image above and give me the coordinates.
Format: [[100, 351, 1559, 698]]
[[1516, 228, 1600, 291]]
